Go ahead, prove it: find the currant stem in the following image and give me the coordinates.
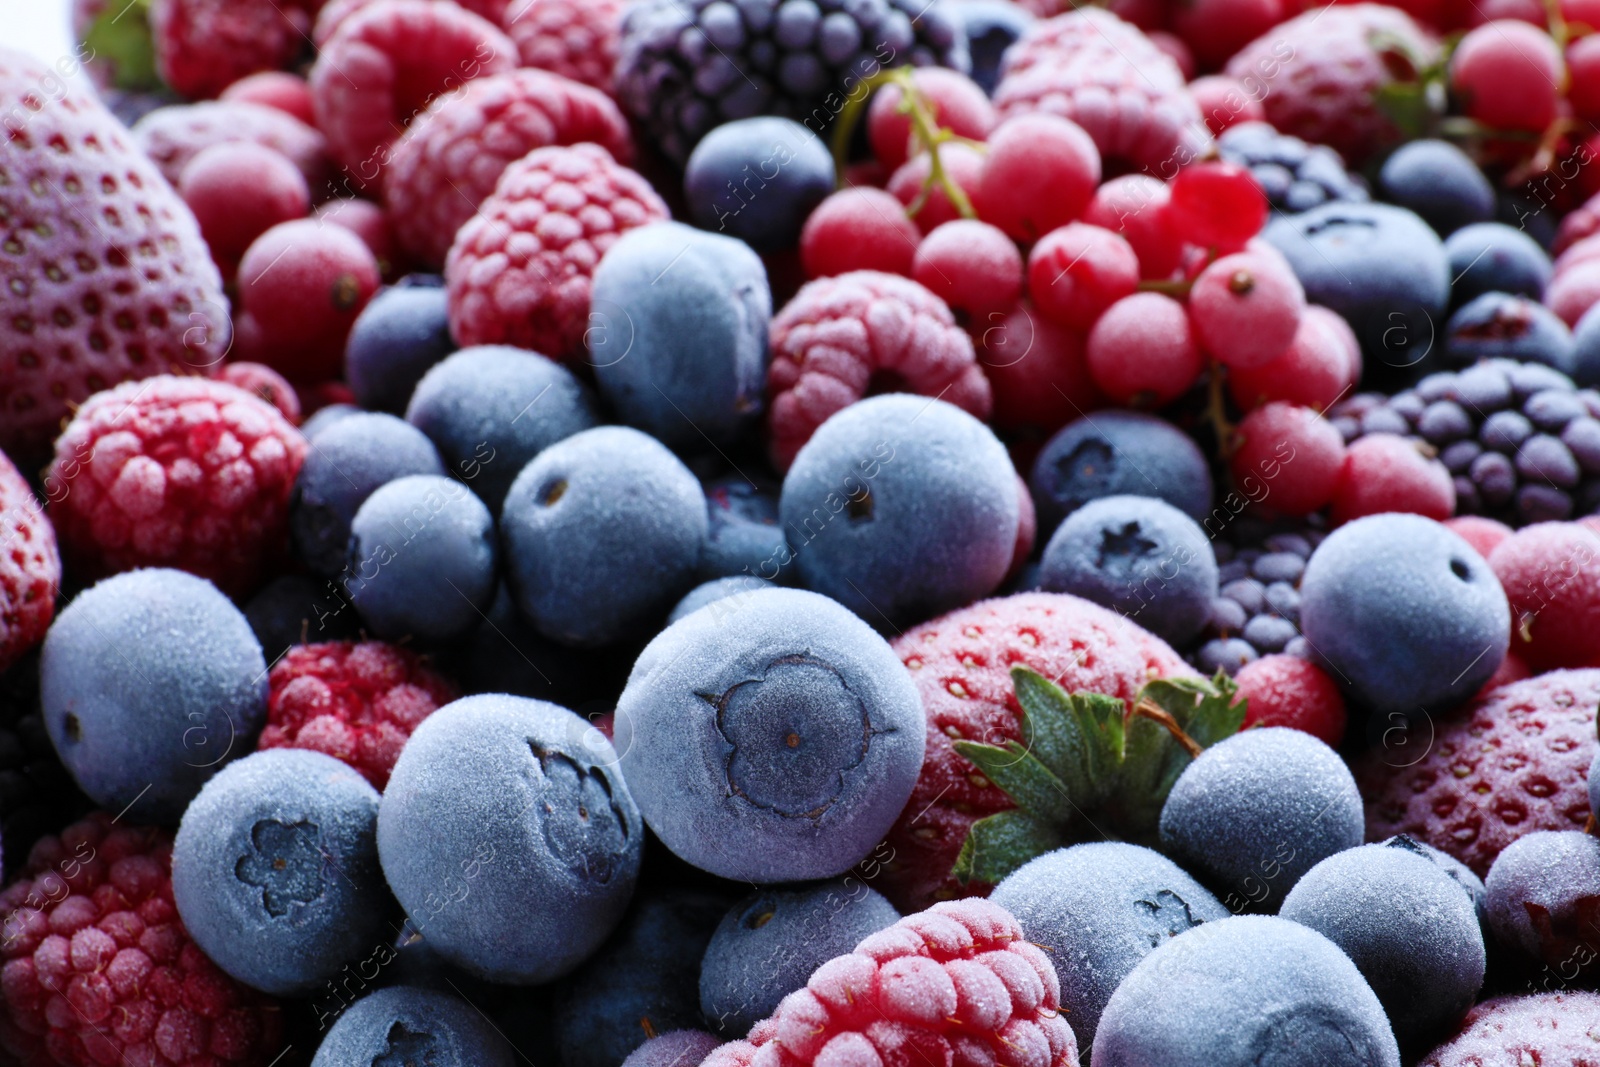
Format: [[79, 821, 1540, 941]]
[[1207, 361, 1238, 460], [826, 66, 976, 220]]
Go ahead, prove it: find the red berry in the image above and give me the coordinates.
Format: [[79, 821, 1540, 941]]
[[1188, 251, 1306, 369], [886, 143, 986, 235], [1190, 75, 1268, 136], [311, 197, 398, 276], [234, 219, 381, 382], [1464, 0, 1546, 25], [1488, 522, 1600, 671], [1228, 306, 1359, 412], [867, 68, 997, 171], [1169, 162, 1268, 251], [1084, 175, 1184, 280], [1235, 654, 1347, 747], [1085, 292, 1202, 406], [217, 361, 302, 423], [0, 449, 59, 675], [973, 114, 1101, 243], [977, 301, 1103, 440], [1330, 433, 1456, 526], [912, 219, 1024, 321], [1445, 515, 1515, 559], [1169, 0, 1284, 70], [1565, 0, 1600, 27], [218, 71, 317, 125], [799, 188, 921, 279], [149, 0, 305, 101], [1545, 259, 1600, 325], [179, 142, 310, 279], [1027, 222, 1140, 331], [501, 0, 626, 92], [1149, 31, 1196, 80], [1231, 402, 1346, 516], [1450, 21, 1564, 133], [1568, 35, 1600, 122]]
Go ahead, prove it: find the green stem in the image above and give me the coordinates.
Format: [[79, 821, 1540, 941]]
[[828, 66, 977, 220]]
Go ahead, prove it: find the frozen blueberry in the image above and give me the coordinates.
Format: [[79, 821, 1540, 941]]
[[1279, 843, 1485, 1049], [1030, 410, 1214, 535], [291, 412, 446, 576], [552, 889, 732, 1067], [1444, 222, 1552, 306], [344, 276, 455, 414], [683, 117, 835, 252], [779, 394, 1019, 629], [501, 427, 708, 647], [310, 986, 515, 1067], [1377, 140, 1496, 236], [300, 402, 359, 440], [1381, 834, 1487, 919], [41, 569, 267, 823], [699, 878, 900, 1037], [668, 575, 774, 625], [378, 694, 642, 984], [1590, 750, 1600, 821], [702, 474, 792, 582], [1485, 830, 1600, 969], [952, 0, 1033, 93], [1300, 514, 1510, 714], [614, 587, 924, 882], [590, 221, 771, 449], [244, 574, 358, 662], [172, 749, 388, 996], [1091, 916, 1401, 1066], [406, 345, 600, 513], [622, 1032, 723, 1067], [345, 475, 498, 644], [1442, 292, 1575, 375], [1037, 494, 1219, 646], [1159, 728, 1364, 911], [990, 843, 1231, 1051], [1572, 301, 1600, 388]]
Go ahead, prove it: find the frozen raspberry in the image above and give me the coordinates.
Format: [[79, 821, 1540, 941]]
[[259, 640, 457, 789], [217, 362, 301, 424], [1235, 655, 1347, 747], [312, 0, 511, 43], [0, 813, 282, 1067], [1190, 75, 1268, 136], [500, 0, 626, 93], [0, 49, 231, 465], [46, 377, 308, 598], [384, 68, 633, 267], [700, 898, 1080, 1067], [1225, 5, 1439, 166], [149, 0, 308, 101], [1418, 992, 1600, 1066], [218, 71, 316, 125], [993, 8, 1208, 176], [132, 100, 331, 192], [1488, 522, 1600, 671], [0, 452, 59, 676], [309, 0, 516, 188], [445, 142, 669, 358], [765, 271, 991, 471]]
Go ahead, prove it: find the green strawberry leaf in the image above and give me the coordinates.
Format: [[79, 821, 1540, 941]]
[[83, 0, 160, 93], [1011, 666, 1125, 808], [952, 739, 1073, 827], [951, 809, 1066, 886], [1143, 672, 1247, 751], [1113, 673, 1246, 843]]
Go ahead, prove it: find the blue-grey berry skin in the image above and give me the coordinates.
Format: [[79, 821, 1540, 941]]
[[622, 1032, 723, 1067], [40, 569, 267, 823], [405, 345, 600, 513], [1381, 834, 1487, 921], [614, 587, 924, 882], [990, 842, 1231, 1051], [377, 694, 642, 984], [344, 278, 455, 414], [310, 986, 516, 1067], [1158, 728, 1364, 912], [699, 877, 900, 1037], [1485, 830, 1600, 965], [1279, 843, 1485, 1049], [683, 118, 835, 252], [300, 403, 360, 441], [501, 426, 708, 647], [779, 394, 1018, 629], [1030, 410, 1214, 536], [952, 0, 1033, 94], [1300, 514, 1510, 714], [702, 475, 793, 583], [1442, 292, 1575, 375], [668, 575, 774, 625], [1037, 494, 1219, 646], [172, 749, 387, 997], [1573, 301, 1600, 388], [1091, 916, 1402, 1067], [1377, 140, 1496, 236], [1590, 750, 1600, 821], [590, 221, 771, 448], [291, 412, 446, 576], [1444, 223, 1552, 306], [345, 475, 497, 644]]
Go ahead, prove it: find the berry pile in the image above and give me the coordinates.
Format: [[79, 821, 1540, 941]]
[[1216, 123, 1370, 214]]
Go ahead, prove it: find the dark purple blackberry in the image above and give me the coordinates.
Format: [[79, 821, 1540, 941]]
[[615, 0, 970, 163], [1329, 359, 1600, 526], [1192, 521, 1327, 676], [0, 653, 91, 876], [1216, 122, 1368, 214]]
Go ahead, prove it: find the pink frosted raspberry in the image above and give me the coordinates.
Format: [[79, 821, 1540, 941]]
[[149, 0, 309, 100], [384, 68, 633, 266], [308, 0, 516, 188], [46, 376, 308, 598], [445, 142, 669, 358], [131, 99, 330, 191], [500, 0, 626, 93], [766, 271, 991, 472], [0, 450, 59, 675], [701, 898, 1080, 1067], [312, 0, 510, 44]]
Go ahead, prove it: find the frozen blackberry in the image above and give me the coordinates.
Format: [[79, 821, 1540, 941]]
[[1329, 358, 1600, 524], [0, 654, 89, 877], [1216, 122, 1368, 215], [1191, 519, 1327, 675], [615, 0, 970, 162]]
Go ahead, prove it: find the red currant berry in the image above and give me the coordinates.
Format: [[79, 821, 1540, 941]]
[[1546, 259, 1600, 325], [1027, 223, 1141, 331], [219, 71, 316, 125], [1464, 0, 1546, 25], [913, 219, 1023, 321], [868, 69, 996, 171], [974, 114, 1101, 243], [217, 361, 303, 424], [1235, 656, 1347, 747], [1190, 75, 1267, 136], [1564, 0, 1600, 28], [1084, 175, 1184, 280], [1445, 515, 1515, 558], [1109, 0, 1165, 28], [1230, 402, 1346, 515], [179, 142, 310, 279], [1085, 292, 1203, 406], [1569, 36, 1600, 122], [1450, 21, 1564, 133], [1169, 0, 1283, 70], [886, 143, 986, 235], [312, 198, 396, 277], [1228, 306, 1360, 412], [1330, 433, 1456, 526], [801, 188, 921, 278], [977, 302, 1103, 438], [1188, 251, 1306, 369], [1168, 162, 1267, 251]]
